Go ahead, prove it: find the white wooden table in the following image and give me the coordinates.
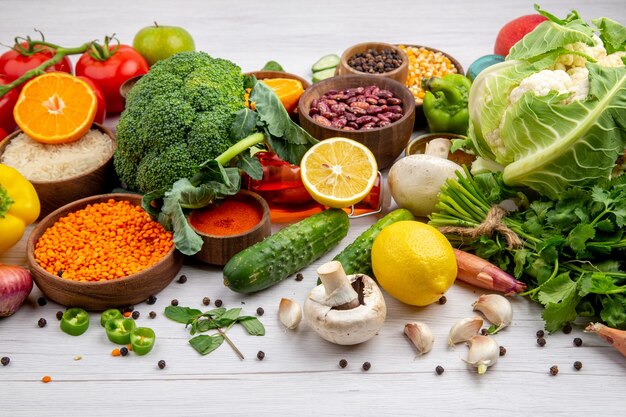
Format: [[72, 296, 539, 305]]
[[1, 1, 625, 416]]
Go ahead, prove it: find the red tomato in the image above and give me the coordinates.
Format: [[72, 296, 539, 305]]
[[0, 126, 7, 141], [75, 45, 149, 114], [0, 43, 72, 84], [0, 74, 19, 133], [77, 76, 106, 124]]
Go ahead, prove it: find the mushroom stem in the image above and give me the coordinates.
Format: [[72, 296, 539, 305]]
[[317, 261, 360, 310], [424, 138, 452, 159]]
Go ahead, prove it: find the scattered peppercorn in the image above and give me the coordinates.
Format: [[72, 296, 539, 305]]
[[537, 337, 546, 347], [362, 362, 371, 371], [295, 273, 304, 281], [550, 365, 559, 376], [132, 311, 140, 320], [120, 347, 129, 357], [563, 323, 572, 334], [435, 365, 445, 375], [536, 330, 545, 338], [257, 351, 265, 360], [171, 299, 179, 306], [1, 356, 10, 366], [38, 318, 47, 328], [215, 299, 223, 307], [573, 361, 583, 370], [158, 360, 166, 369], [177, 275, 187, 284], [146, 295, 157, 305], [499, 346, 507, 356], [438, 296, 447, 305], [37, 297, 47, 306], [339, 359, 348, 368], [56, 311, 63, 321], [481, 328, 489, 336], [256, 307, 264, 316], [202, 297, 210, 306], [41, 375, 52, 383], [573, 337, 583, 347], [149, 311, 157, 319]]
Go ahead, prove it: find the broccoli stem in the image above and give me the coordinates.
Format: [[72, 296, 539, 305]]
[[214, 132, 265, 166]]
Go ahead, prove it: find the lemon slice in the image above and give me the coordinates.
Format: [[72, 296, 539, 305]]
[[300, 137, 378, 208]]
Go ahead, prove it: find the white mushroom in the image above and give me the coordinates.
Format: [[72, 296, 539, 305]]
[[303, 261, 386, 345], [388, 138, 463, 217]]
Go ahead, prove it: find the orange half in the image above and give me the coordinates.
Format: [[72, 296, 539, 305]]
[[260, 78, 304, 113], [14, 72, 97, 144]]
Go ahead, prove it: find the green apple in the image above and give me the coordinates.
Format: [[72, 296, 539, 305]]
[[133, 22, 195, 66]]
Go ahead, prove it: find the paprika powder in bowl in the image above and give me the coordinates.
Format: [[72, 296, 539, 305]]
[[190, 190, 271, 265]]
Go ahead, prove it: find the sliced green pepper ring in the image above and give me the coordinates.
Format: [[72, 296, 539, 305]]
[[105, 318, 137, 345], [100, 309, 123, 327], [60, 308, 90, 336], [130, 327, 156, 355]]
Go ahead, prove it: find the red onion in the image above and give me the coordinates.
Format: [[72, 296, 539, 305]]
[[0, 263, 33, 317]]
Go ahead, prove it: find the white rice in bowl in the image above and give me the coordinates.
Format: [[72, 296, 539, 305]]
[[0, 129, 114, 182]]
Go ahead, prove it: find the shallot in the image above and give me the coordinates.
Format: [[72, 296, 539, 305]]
[[585, 322, 626, 357], [0, 263, 33, 317]]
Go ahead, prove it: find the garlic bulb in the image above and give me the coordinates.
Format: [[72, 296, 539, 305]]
[[279, 298, 302, 330], [463, 335, 499, 374], [472, 294, 512, 333], [404, 322, 434, 355], [448, 316, 483, 346]]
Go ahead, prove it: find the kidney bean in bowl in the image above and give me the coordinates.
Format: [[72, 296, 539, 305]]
[[309, 85, 404, 131]]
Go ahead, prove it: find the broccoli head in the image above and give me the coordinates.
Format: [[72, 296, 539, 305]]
[[114, 51, 245, 193]]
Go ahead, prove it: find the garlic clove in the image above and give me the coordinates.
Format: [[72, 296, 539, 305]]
[[472, 294, 512, 333], [279, 298, 302, 330], [448, 316, 483, 346], [462, 335, 499, 374], [404, 322, 434, 356]]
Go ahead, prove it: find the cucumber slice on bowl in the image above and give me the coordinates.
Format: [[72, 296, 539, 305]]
[[312, 54, 340, 72], [312, 67, 336, 83]]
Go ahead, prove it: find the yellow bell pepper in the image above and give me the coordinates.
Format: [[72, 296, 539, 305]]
[[0, 164, 40, 254]]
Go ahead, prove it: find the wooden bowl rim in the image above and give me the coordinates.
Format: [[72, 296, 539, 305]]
[[340, 42, 409, 79], [27, 193, 178, 288], [246, 70, 312, 90], [0, 123, 116, 185], [189, 190, 271, 239], [297, 74, 416, 134], [119, 74, 144, 99], [405, 132, 468, 155], [395, 43, 464, 80]]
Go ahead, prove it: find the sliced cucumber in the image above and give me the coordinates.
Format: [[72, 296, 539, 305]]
[[312, 67, 336, 83], [312, 54, 341, 72]]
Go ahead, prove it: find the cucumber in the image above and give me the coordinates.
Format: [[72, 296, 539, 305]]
[[223, 209, 350, 293], [332, 209, 415, 278], [312, 54, 341, 72], [312, 67, 337, 83]]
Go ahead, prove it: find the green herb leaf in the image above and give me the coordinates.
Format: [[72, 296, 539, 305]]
[[487, 324, 498, 334], [261, 60, 284, 72], [195, 318, 219, 333], [237, 151, 263, 180], [238, 316, 266, 336], [189, 334, 225, 355], [565, 223, 595, 257], [231, 108, 258, 140], [579, 273, 624, 295], [164, 306, 203, 324], [203, 307, 227, 318], [537, 273, 577, 305], [592, 17, 626, 54], [600, 295, 626, 328]]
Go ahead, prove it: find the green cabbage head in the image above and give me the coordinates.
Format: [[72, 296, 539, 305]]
[[469, 6, 626, 198]]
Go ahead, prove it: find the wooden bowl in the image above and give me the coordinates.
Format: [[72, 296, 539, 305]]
[[337, 42, 409, 84], [119, 74, 143, 99], [27, 193, 183, 311], [0, 123, 117, 219], [191, 190, 271, 265], [298, 74, 416, 169], [396, 44, 464, 128], [406, 133, 475, 167], [247, 70, 311, 121]]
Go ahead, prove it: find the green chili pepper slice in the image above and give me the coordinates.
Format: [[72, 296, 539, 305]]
[[100, 309, 123, 327], [130, 327, 156, 355], [105, 318, 137, 345], [60, 308, 90, 336]]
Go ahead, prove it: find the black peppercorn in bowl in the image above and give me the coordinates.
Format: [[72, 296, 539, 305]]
[[337, 42, 409, 84]]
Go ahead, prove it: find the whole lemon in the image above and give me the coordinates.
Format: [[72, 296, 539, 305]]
[[371, 220, 457, 306]]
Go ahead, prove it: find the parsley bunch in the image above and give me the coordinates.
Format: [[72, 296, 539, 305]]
[[430, 168, 626, 332]]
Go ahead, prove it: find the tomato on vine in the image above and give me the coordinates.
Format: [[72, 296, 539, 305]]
[[77, 76, 106, 124], [0, 74, 19, 134], [75, 38, 149, 113], [0, 41, 72, 86]]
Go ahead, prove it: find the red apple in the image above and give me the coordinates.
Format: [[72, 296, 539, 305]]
[[494, 14, 548, 56]]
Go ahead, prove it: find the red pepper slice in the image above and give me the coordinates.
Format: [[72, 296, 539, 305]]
[[60, 308, 90, 336], [130, 327, 156, 355], [105, 318, 136, 345]]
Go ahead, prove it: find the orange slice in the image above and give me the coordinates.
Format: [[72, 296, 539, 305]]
[[300, 137, 378, 208], [260, 78, 304, 113], [13, 72, 97, 144]]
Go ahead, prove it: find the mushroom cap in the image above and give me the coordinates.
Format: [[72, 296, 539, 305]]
[[303, 274, 387, 345]]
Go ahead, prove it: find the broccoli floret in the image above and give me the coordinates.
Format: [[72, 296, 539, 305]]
[[114, 51, 246, 193]]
